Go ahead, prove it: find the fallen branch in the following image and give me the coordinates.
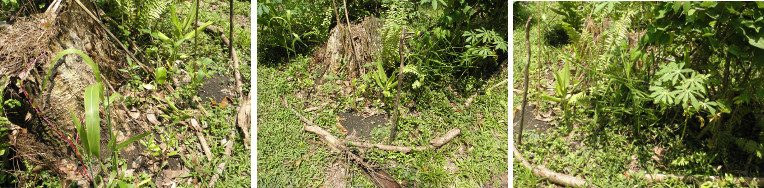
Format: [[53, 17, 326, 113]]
[[284, 98, 459, 153], [514, 145, 589, 187], [190, 118, 213, 161], [628, 171, 764, 186], [284, 98, 404, 188], [207, 162, 227, 186]]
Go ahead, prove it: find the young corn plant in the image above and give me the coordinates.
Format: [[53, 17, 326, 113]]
[[541, 60, 576, 126], [371, 60, 398, 100], [148, 2, 213, 64], [49, 49, 151, 186]]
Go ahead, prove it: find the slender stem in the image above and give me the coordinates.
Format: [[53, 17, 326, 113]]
[[519, 16, 533, 145], [230, 0, 234, 60], [194, 0, 200, 72], [389, 26, 406, 143]]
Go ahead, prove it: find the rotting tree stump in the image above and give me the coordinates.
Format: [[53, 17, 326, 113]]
[[0, 0, 138, 182]]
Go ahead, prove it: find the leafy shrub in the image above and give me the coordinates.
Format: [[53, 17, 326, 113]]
[[642, 1, 764, 161], [257, 0, 334, 63]]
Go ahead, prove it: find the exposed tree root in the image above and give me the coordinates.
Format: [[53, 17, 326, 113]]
[[464, 79, 507, 108], [514, 145, 590, 187], [284, 97, 462, 187], [189, 118, 213, 161], [236, 92, 251, 149], [517, 144, 764, 186], [628, 171, 764, 186]]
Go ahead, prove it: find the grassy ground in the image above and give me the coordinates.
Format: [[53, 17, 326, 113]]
[[257, 54, 509, 187], [512, 2, 760, 187]]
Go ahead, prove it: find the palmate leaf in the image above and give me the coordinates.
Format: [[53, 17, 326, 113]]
[[650, 86, 675, 105], [681, 72, 708, 94], [657, 62, 693, 85], [674, 85, 701, 109], [696, 99, 718, 114]]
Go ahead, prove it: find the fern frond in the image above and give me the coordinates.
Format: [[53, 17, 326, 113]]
[[143, 0, 173, 20]]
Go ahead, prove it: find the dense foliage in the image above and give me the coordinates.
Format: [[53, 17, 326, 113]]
[[515, 1, 763, 186]]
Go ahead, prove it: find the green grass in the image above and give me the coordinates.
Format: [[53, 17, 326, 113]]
[[258, 53, 508, 186]]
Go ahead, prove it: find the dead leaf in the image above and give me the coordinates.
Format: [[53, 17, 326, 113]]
[[146, 113, 161, 125], [305, 106, 320, 112], [335, 122, 348, 135], [142, 84, 155, 90], [129, 108, 141, 119], [651, 155, 663, 163], [652, 146, 665, 157]]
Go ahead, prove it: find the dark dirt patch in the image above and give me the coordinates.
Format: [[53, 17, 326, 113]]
[[198, 74, 235, 103], [339, 111, 387, 139], [513, 104, 554, 135]]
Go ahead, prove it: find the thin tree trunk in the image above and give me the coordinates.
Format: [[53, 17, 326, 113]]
[[390, 26, 406, 143], [518, 16, 533, 145]]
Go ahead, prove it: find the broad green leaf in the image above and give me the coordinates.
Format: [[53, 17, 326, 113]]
[[595, 2, 607, 13], [116, 132, 152, 151], [106, 92, 123, 107], [153, 31, 171, 43], [741, 19, 760, 32], [746, 31, 764, 50], [700, 1, 717, 8], [182, 0, 199, 32], [155, 67, 167, 85], [182, 21, 214, 40], [84, 83, 102, 159], [541, 94, 562, 103], [607, 2, 615, 13], [728, 44, 748, 58], [687, 9, 698, 22], [630, 50, 643, 61], [170, 5, 182, 37]]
